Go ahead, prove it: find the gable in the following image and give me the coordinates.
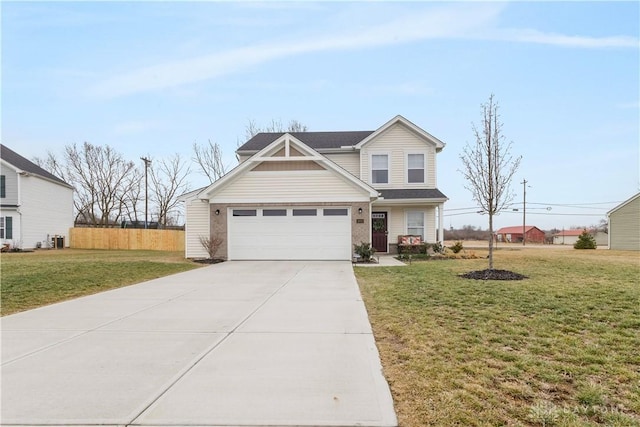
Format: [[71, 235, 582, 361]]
[[355, 115, 445, 151], [199, 133, 378, 202]]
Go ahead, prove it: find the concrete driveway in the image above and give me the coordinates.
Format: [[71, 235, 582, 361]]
[[1, 261, 397, 427]]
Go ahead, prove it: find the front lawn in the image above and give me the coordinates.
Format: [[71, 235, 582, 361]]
[[355, 248, 640, 426], [1, 249, 201, 315]]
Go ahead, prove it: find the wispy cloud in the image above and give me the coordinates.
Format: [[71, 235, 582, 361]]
[[88, 3, 638, 99]]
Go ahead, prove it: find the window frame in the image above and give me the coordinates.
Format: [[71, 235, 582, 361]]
[[0, 217, 4, 239], [406, 152, 426, 184], [370, 153, 390, 185], [406, 210, 425, 240]]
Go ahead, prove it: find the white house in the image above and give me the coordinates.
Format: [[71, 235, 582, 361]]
[[181, 115, 448, 260], [1, 144, 74, 249]]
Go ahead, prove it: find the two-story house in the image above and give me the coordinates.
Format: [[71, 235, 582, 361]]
[[0, 144, 74, 250], [181, 115, 447, 260]]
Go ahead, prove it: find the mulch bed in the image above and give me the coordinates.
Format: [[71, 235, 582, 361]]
[[192, 258, 225, 265], [459, 269, 528, 280]]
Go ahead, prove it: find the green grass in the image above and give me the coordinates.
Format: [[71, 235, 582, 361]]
[[1, 249, 201, 315], [355, 248, 640, 426]]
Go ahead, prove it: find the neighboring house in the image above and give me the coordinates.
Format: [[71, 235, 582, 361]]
[[552, 229, 608, 246], [0, 144, 74, 249], [607, 192, 640, 251], [495, 225, 546, 244], [181, 115, 448, 260]]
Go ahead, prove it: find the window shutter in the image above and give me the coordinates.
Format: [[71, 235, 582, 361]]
[[5, 217, 12, 239], [1, 175, 5, 198]]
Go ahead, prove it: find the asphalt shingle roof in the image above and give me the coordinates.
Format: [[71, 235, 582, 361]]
[[0, 144, 71, 187], [237, 131, 375, 152], [378, 189, 448, 200]]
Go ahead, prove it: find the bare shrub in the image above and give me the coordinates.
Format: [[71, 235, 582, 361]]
[[198, 235, 224, 259]]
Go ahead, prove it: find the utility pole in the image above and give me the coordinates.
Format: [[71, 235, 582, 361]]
[[521, 179, 528, 246], [141, 157, 152, 229]]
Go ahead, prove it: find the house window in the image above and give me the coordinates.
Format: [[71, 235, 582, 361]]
[[407, 211, 425, 240], [232, 209, 257, 216], [1, 175, 5, 198], [371, 154, 388, 184], [407, 154, 425, 183], [293, 209, 317, 216], [0, 216, 11, 239]]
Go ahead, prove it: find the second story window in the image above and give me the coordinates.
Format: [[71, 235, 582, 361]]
[[407, 154, 425, 183], [371, 154, 389, 184]]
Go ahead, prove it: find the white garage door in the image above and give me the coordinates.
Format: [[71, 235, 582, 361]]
[[228, 207, 351, 260]]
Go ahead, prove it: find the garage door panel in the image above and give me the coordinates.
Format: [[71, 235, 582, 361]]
[[228, 208, 351, 260]]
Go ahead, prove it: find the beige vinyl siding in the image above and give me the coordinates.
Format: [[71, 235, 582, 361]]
[[361, 123, 437, 188], [0, 163, 19, 205], [185, 199, 210, 258], [213, 170, 370, 203], [324, 153, 360, 177], [609, 195, 640, 250], [376, 206, 437, 246]]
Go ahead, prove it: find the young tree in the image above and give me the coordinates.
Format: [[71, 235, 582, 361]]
[[192, 140, 227, 184], [460, 95, 522, 269]]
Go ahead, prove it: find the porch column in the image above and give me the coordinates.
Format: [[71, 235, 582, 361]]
[[438, 203, 444, 245]]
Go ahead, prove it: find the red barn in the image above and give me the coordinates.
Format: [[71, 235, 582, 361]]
[[495, 226, 546, 244]]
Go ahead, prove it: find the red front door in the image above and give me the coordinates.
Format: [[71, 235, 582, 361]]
[[372, 212, 388, 252]]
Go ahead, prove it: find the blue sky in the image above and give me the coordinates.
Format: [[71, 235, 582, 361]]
[[3, 1, 638, 230]]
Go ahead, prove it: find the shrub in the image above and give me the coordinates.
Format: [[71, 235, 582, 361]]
[[431, 242, 445, 254], [573, 230, 597, 250], [354, 242, 376, 261], [199, 234, 224, 259], [449, 241, 464, 254]]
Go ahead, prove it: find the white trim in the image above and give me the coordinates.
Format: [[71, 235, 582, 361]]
[[199, 133, 379, 200], [607, 192, 640, 216], [405, 209, 426, 240], [355, 115, 445, 151]]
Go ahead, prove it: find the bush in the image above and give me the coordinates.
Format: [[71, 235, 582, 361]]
[[199, 234, 224, 259], [574, 230, 597, 249], [449, 241, 464, 254], [431, 242, 445, 254], [354, 242, 376, 261]]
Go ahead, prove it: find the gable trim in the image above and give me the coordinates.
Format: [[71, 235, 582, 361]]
[[354, 115, 445, 152], [199, 133, 379, 200]]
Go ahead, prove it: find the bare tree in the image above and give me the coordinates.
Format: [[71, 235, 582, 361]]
[[192, 140, 227, 184], [149, 153, 191, 227], [198, 234, 224, 259], [61, 143, 137, 227], [244, 118, 308, 140], [459, 95, 522, 269]]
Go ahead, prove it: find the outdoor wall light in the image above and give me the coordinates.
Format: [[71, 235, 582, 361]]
[[215, 209, 220, 215], [358, 208, 363, 214]]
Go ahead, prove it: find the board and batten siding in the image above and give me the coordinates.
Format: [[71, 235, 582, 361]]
[[212, 170, 370, 203], [360, 123, 437, 188], [324, 153, 360, 177], [19, 174, 74, 249], [609, 194, 640, 250], [185, 198, 210, 258]]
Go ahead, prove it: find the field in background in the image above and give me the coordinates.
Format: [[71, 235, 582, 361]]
[[356, 248, 639, 426], [1, 249, 200, 315]]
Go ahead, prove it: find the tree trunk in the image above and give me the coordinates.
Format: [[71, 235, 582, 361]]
[[488, 213, 494, 270]]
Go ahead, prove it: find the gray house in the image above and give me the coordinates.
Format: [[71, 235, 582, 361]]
[[607, 192, 640, 251]]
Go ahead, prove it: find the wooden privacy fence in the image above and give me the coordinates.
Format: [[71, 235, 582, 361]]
[[69, 228, 185, 251]]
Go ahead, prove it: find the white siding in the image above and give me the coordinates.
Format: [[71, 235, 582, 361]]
[[19, 175, 74, 249], [0, 163, 19, 205], [212, 170, 370, 203], [324, 153, 360, 177], [361, 123, 437, 187], [185, 199, 210, 258]]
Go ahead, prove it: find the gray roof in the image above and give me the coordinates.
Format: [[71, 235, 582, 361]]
[[0, 144, 71, 187], [378, 189, 448, 200], [237, 131, 375, 152]]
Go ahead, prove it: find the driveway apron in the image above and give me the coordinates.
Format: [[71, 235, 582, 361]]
[[1, 261, 397, 427]]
